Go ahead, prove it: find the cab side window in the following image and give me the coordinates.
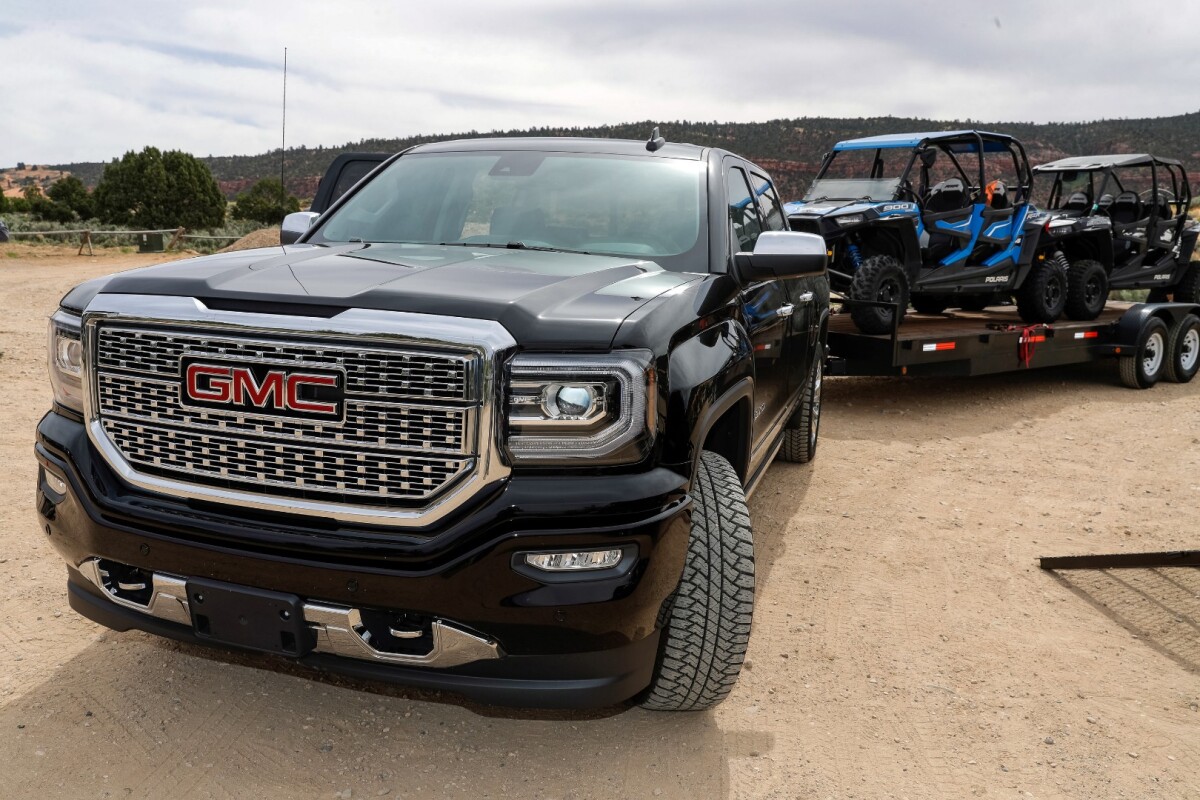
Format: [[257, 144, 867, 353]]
[[727, 167, 763, 252]]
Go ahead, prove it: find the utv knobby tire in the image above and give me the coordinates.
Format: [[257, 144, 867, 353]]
[[1173, 262, 1200, 305], [1016, 259, 1067, 324], [1166, 314, 1200, 384], [910, 295, 950, 315], [849, 255, 908, 335], [779, 355, 822, 464], [1119, 316, 1169, 389], [640, 451, 754, 711], [1064, 259, 1108, 321]]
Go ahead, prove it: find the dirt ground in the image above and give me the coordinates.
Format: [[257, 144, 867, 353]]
[[1, 244, 1199, 799]]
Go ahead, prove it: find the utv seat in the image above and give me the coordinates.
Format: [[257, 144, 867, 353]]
[[1109, 192, 1143, 226], [1062, 192, 1090, 214], [986, 180, 1010, 210], [924, 178, 968, 213]]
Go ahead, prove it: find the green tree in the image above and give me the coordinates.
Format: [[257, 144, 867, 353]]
[[94, 146, 225, 229], [47, 175, 94, 219], [231, 177, 301, 225]]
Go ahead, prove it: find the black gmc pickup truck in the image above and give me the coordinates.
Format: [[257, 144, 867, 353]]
[[36, 135, 829, 710]]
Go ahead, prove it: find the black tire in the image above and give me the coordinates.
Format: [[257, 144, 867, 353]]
[[910, 294, 949, 315], [849, 255, 908, 335], [1064, 259, 1109, 321], [1173, 262, 1200, 305], [1119, 316, 1170, 389], [640, 451, 754, 711], [957, 294, 993, 312], [1016, 258, 1067, 323], [1165, 314, 1200, 384], [779, 354, 822, 464]]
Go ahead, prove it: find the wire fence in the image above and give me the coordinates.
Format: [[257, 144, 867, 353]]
[[4, 227, 244, 255]]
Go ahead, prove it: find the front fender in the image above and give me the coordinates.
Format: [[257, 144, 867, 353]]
[[659, 320, 753, 483]]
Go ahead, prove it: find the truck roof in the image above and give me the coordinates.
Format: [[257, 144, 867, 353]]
[[1033, 153, 1183, 171], [411, 136, 706, 160], [833, 130, 1018, 153]]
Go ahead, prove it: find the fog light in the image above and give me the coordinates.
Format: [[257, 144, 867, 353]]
[[524, 549, 623, 572], [43, 468, 68, 496]]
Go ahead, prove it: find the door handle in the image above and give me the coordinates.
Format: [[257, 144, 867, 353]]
[[796, 292, 814, 303], [775, 303, 795, 318]]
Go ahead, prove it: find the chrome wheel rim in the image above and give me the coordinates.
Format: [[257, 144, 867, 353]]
[[1181, 328, 1200, 372], [1144, 331, 1165, 375], [810, 360, 823, 446]]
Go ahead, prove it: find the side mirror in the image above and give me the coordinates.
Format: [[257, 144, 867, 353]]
[[280, 211, 319, 245], [734, 231, 827, 282]]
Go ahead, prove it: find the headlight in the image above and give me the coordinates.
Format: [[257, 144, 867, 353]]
[[506, 350, 655, 465], [48, 310, 84, 413], [835, 214, 864, 226]]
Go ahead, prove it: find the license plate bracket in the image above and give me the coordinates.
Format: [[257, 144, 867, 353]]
[[186, 578, 311, 656]]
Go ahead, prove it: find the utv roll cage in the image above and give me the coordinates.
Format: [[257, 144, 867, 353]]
[[1033, 154, 1192, 223]]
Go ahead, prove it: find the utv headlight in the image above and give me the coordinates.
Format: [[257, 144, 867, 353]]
[[506, 350, 655, 465], [48, 310, 85, 413], [835, 214, 864, 227]]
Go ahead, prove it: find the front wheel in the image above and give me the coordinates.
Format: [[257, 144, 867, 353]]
[[639, 451, 754, 711], [1016, 258, 1067, 323], [1064, 259, 1108, 321], [849, 255, 908, 335], [779, 354, 822, 464]]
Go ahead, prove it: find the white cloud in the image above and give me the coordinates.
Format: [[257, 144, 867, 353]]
[[3, 0, 1198, 166]]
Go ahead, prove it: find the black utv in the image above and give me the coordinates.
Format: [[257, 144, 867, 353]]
[[786, 130, 1055, 334], [1033, 154, 1199, 318]]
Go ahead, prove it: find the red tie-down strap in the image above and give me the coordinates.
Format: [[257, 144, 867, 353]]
[[1019, 324, 1050, 367]]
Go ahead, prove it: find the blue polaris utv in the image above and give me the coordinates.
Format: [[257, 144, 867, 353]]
[[786, 130, 1055, 334]]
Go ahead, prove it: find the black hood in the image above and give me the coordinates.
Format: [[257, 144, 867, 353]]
[[80, 243, 704, 349]]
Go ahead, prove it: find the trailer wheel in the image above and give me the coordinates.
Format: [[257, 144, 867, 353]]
[[779, 354, 822, 464], [640, 451, 753, 711], [1165, 314, 1200, 384], [910, 295, 949, 315], [1016, 259, 1067, 323], [849, 255, 908, 335], [1119, 316, 1169, 389], [1064, 259, 1108, 321], [1173, 263, 1200, 305]]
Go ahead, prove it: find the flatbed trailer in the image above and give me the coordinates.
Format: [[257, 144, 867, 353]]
[[826, 301, 1200, 389]]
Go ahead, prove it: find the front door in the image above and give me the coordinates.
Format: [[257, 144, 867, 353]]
[[726, 162, 792, 448]]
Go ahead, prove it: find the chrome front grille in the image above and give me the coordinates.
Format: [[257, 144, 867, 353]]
[[96, 326, 472, 401], [92, 324, 479, 507]]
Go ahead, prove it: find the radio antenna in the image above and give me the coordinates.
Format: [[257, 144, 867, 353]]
[[280, 46, 288, 214]]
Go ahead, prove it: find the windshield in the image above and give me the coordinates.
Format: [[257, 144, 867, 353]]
[[804, 147, 909, 202], [312, 150, 705, 265]]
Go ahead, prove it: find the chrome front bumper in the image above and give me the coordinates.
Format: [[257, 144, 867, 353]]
[[77, 558, 502, 669]]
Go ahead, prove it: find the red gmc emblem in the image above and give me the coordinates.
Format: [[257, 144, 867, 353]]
[[180, 359, 345, 421]]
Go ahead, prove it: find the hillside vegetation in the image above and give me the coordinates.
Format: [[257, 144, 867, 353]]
[[48, 112, 1200, 202]]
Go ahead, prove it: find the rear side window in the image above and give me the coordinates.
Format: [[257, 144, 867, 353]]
[[750, 173, 786, 232], [727, 167, 763, 252]]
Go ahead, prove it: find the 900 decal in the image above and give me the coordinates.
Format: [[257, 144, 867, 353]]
[[180, 359, 345, 421]]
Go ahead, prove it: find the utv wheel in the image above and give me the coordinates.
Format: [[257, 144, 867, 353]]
[[1016, 259, 1067, 323], [849, 255, 908, 335], [1064, 259, 1108, 321], [1173, 262, 1200, 305], [1119, 316, 1169, 389], [1165, 314, 1200, 384], [910, 295, 949, 315], [640, 451, 754, 711], [779, 354, 822, 464]]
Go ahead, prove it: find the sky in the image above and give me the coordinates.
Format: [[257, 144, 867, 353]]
[[3, 0, 1199, 167]]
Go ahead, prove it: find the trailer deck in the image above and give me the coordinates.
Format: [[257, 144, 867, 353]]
[[826, 301, 1199, 387]]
